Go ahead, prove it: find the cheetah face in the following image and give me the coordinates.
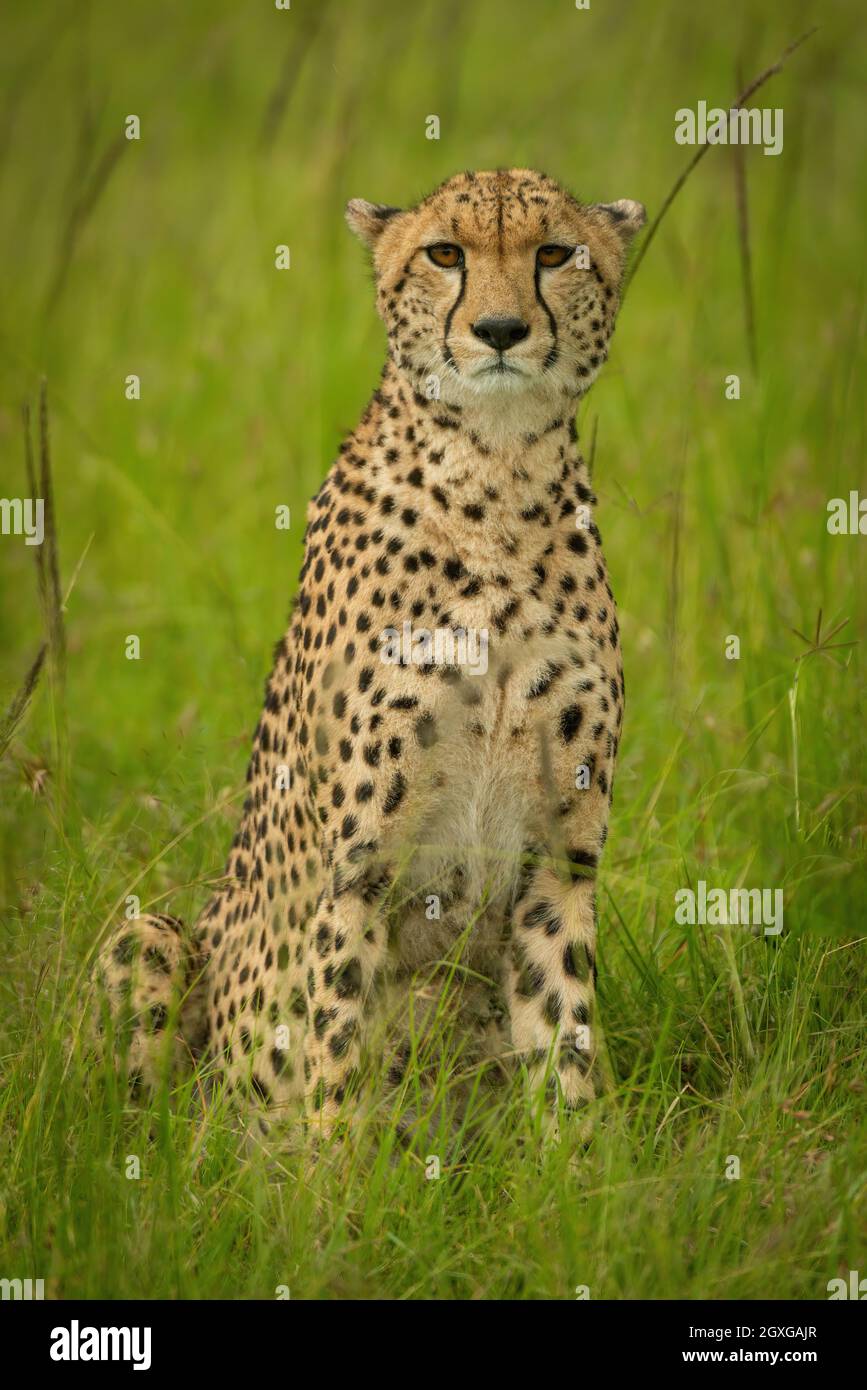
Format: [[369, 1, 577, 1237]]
[[346, 169, 645, 411]]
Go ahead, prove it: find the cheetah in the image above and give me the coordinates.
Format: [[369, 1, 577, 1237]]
[[94, 169, 645, 1139]]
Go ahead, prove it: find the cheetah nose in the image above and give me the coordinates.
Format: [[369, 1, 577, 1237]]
[[471, 316, 530, 352]]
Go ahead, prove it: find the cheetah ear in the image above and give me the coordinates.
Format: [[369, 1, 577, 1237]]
[[345, 199, 402, 248], [590, 199, 647, 245]]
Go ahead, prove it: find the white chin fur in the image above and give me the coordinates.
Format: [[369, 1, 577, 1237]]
[[467, 368, 534, 395]]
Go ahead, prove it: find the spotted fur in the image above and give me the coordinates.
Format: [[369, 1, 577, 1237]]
[[94, 169, 645, 1135]]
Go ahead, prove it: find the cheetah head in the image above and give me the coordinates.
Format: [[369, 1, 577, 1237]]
[[346, 168, 644, 418]]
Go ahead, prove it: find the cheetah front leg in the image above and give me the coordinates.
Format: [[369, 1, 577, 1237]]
[[507, 852, 599, 1127], [301, 886, 388, 1137]]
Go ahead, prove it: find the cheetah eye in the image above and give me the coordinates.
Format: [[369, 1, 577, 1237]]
[[537, 244, 572, 268], [427, 243, 464, 269]]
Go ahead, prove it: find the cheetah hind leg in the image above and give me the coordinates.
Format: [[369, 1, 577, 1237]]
[[90, 914, 209, 1096]]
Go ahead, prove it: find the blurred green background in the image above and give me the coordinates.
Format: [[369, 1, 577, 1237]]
[[0, 0, 864, 1300]]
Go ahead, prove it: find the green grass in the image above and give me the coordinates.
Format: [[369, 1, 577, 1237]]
[[1, 0, 865, 1299]]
